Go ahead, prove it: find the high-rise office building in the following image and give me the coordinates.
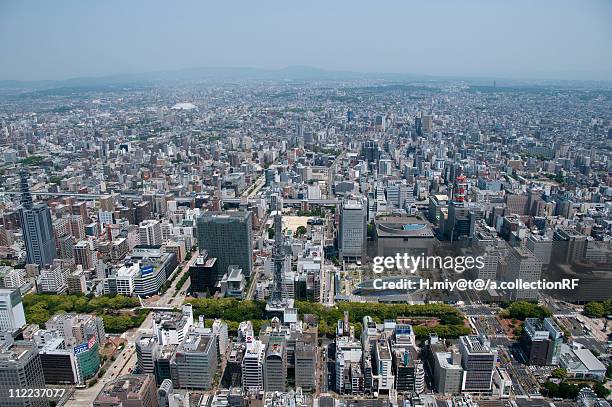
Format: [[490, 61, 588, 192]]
[[189, 251, 220, 294], [152, 306, 194, 347], [139, 220, 163, 246], [45, 313, 106, 347], [374, 339, 394, 393], [0, 338, 47, 407], [526, 234, 553, 267], [196, 211, 253, 277], [374, 114, 386, 132], [264, 339, 286, 392], [170, 333, 218, 390], [361, 140, 380, 164], [242, 340, 265, 392], [458, 336, 496, 394], [552, 226, 587, 265], [386, 183, 414, 211], [265, 168, 277, 187], [136, 334, 159, 375], [507, 246, 542, 300], [133, 201, 151, 225], [520, 318, 563, 366], [55, 233, 75, 261], [67, 268, 87, 294], [71, 202, 88, 221], [154, 345, 176, 386], [37, 264, 68, 294], [294, 341, 316, 391], [0, 267, 25, 289], [35, 330, 80, 385], [99, 195, 115, 213], [378, 159, 392, 176], [52, 217, 69, 245], [268, 211, 289, 310], [69, 214, 85, 240], [74, 240, 96, 270], [157, 379, 174, 407], [0, 225, 14, 247], [433, 350, 463, 395], [45, 313, 104, 382], [19, 171, 57, 267], [98, 210, 114, 229], [422, 114, 433, 133], [445, 201, 476, 241], [394, 348, 425, 395], [0, 288, 26, 333], [339, 198, 367, 262], [414, 115, 422, 136]]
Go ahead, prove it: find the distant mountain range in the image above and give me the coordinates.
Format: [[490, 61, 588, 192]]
[[0, 65, 423, 90], [1, 65, 610, 91]]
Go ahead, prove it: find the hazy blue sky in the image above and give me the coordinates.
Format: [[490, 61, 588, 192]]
[[1, 0, 611, 81]]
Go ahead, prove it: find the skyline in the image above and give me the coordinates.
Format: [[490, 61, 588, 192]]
[[0, 1, 611, 405], [1, 0, 611, 82]]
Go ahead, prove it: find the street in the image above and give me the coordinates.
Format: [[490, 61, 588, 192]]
[[64, 256, 194, 406]]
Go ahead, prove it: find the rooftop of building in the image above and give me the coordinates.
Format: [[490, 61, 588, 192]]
[[198, 210, 249, 221], [460, 335, 492, 354], [555, 225, 584, 235], [136, 334, 157, 348], [244, 340, 265, 358], [159, 345, 177, 360], [95, 374, 152, 401], [0, 287, 19, 296], [223, 265, 244, 281], [179, 333, 213, 353], [574, 348, 605, 371], [435, 351, 463, 370], [153, 309, 190, 329], [376, 341, 391, 360], [375, 215, 434, 238], [511, 246, 538, 259], [47, 312, 98, 325], [342, 199, 364, 210], [0, 341, 34, 362], [524, 317, 562, 336]]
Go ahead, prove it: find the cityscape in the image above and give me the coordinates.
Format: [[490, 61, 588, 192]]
[[0, 2, 611, 407]]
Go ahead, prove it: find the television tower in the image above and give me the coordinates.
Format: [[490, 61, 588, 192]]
[[269, 210, 285, 306], [19, 170, 33, 209]]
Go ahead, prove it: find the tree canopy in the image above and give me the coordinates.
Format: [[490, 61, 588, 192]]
[[501, 301, 551, 320]]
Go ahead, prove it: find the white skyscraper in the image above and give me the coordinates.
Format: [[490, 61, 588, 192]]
[[378, 159, 392, 176], [139, 219, 163, 246], [0, 288, 26, 332], [242, 340, 265, 392]]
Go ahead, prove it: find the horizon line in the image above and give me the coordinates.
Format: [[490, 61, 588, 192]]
[[2, 64, 612, 86]]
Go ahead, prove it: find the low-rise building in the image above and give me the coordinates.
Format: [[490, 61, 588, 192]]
[[559, 345, 606, 381], [94, 374, 159, 407]]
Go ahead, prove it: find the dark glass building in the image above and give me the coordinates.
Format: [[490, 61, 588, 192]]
[[19, 171, 57, 267], [196, 211, 253, 278]]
